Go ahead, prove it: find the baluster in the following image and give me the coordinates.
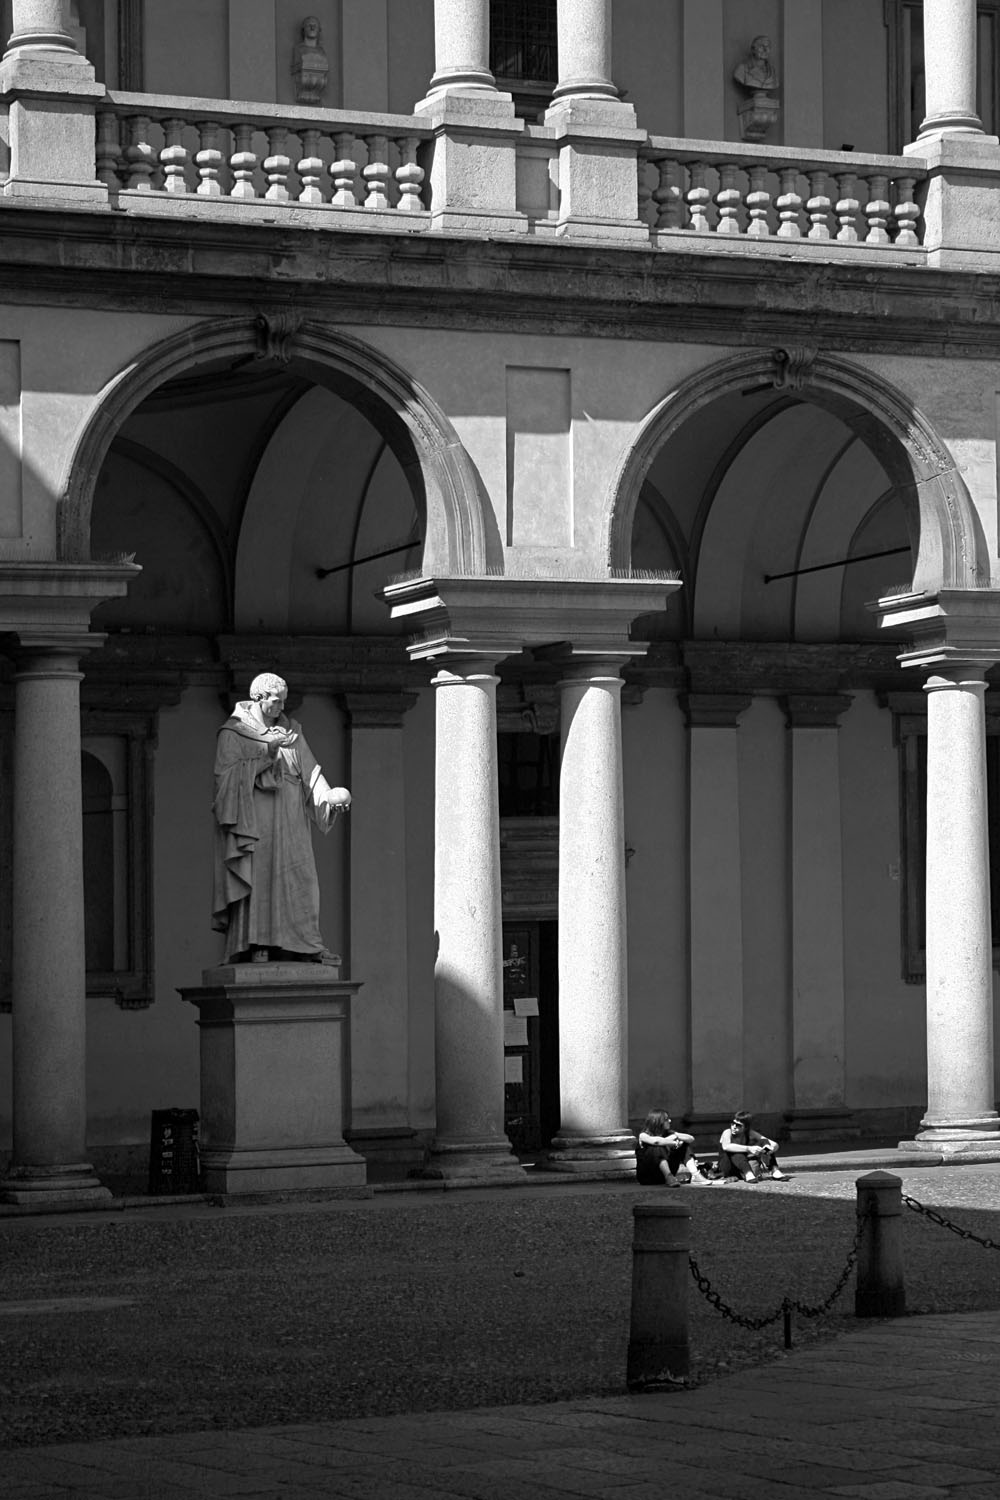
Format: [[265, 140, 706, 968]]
[[329, 131, 358, 207], [263, 127, 291, 202], [715, 162, 743, 235], [297, 128, 325, 204], [637, 155, 654, 226], [195, 121, 223, 196], [362, 134, 391, 209], [654, 158, 684, 229], [686, 161, 711, 233], [806, 170, 832, 239], [775, 167, 803, 238], [160, 118, 189, 195], [862, 173, 891, 244], [126, 115, 156, 191], [230, 123, 258, 200], [834, 170, 860, 242], [745, 164, 771, 237], [395, 136, 425, 213], [893, 177, 920, 247], [95, 111, 122, 189]]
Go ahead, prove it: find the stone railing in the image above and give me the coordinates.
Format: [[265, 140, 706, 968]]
[[641, 139, 928, 252], [96, 93, 432, 220]]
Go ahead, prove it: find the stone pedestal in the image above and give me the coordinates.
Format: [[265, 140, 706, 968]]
[[180, 963, 368, 1195]]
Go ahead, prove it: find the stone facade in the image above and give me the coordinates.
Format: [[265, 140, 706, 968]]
[[3, 0, 1000, 1202]]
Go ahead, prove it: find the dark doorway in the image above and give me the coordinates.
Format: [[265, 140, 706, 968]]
[[502, 920, 559, 1154]]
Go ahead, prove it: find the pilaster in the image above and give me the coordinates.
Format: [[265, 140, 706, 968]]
[[682, 693, 751, 1126], [781, 693, 859, 1144], [341, 689, 423, 1175]]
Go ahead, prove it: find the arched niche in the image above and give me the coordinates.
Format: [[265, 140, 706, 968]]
[[59, 317, 502, 579]]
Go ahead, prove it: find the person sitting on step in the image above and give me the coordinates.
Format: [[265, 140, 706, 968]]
[[636, 1109, 712, 1186], [718, 1110, 788, 1182]]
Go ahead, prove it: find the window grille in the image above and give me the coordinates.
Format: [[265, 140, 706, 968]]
[[490, 0, 558, 85]]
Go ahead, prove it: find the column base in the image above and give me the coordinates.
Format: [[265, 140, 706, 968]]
[[541, 1131, 637, 1176], [1, 1162, 112, 1206], [783, 1108, 861, 1144], [200, 1144, 367, 1196], [902, 1113, 1000, 1155], [417, 1136, 525, 1184]]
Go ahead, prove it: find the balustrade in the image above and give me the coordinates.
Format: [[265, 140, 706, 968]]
[[640, 141, 925, 249], [95, 95, 431, 217]]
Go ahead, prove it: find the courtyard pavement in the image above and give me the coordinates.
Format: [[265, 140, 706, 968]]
[[4, 1310, 1000, 1499], [4, 1148, 1000, 1499]]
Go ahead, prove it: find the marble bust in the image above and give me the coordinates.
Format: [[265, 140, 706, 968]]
[[292, 16, 329, 106], [733, 35, 779, 95]]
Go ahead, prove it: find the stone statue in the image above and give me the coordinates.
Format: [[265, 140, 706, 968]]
[[733, 35, 778, 95], [292, 15, 329, 106], [733, 35, 780, 141], [212, 673, 351, 964]]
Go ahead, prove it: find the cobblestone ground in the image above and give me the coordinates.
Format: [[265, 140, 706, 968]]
[[2, 1164, 999, 1451]]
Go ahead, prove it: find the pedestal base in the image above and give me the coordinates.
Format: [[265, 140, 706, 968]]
[[542, 1131, 637, 1176], [1, 1162, 112, 1206], [180, 963, 367, 1197]]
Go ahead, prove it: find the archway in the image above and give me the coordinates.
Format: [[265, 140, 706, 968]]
[[58, 315, 503, 578], [608, 349, 990, 600]]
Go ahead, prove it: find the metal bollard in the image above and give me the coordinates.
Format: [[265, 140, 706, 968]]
[[626, 1201, 691, 1390], [855, 1170, 906, 1318]]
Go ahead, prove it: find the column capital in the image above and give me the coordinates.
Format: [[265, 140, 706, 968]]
[[681, 692, 752, 728], [923, 665, 988, 693], [13, 631, 105, 668], [876, 588, 1000, 673], [782, 693, 853, 728]]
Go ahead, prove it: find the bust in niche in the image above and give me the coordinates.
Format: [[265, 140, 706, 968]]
[[733, 35, 779, 95], [292, 15, 329, 106]]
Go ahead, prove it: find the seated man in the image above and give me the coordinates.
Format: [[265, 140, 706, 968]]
[[718, 1111, 788, 1182]]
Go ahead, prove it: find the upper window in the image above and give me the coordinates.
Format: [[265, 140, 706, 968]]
[[887, 0, 1000, 150], [490, 0, 558, 120]]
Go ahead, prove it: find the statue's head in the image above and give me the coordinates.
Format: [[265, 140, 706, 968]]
[[750, 35, 771, 60], [249, 672, 288, 702], [302, 15, 321, 41]]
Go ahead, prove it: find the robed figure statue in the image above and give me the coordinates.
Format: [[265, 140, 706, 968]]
[[212, 672, 351, 963]]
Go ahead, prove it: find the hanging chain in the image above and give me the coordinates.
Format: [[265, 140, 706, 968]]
[[903, 1193, 1000, 1250], [687, 1207, 869, 1330]]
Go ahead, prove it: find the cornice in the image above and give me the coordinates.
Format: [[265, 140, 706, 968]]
[[1, 209, 1000, 356]]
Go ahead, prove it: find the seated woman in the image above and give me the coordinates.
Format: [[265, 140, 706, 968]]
[[636, 1109, 712, 1186], [718, 1111, 788, 1182]]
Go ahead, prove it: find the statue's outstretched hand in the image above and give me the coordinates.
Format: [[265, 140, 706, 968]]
[[327, 786, 352, 810]]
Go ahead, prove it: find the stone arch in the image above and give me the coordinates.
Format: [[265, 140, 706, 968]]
[[58, 315, 503, 576], [607, 348, 990, 597]]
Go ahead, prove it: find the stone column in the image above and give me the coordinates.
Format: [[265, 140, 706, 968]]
[[4, 0, 82, 58], [427, 659, 522, 1180], [553, 0, 617, 101], [545, 0, 645, 241], [782, 694, 858, 1144], [1, 0, 105, 204], [2, 641, 110, 1204], [426, 0, 495, 96], [547, 655, 634, 1173], [683, 694, 750, 1141], [414, 0, 525, 235], [919, 0, 983, 138], [342, 690, 423, 1175], [913, 666, 1000, 1148]]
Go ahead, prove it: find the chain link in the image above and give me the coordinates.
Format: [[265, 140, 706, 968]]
[[902, 1193, 1000, 1250], [687, 1207, 868, 1331]]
